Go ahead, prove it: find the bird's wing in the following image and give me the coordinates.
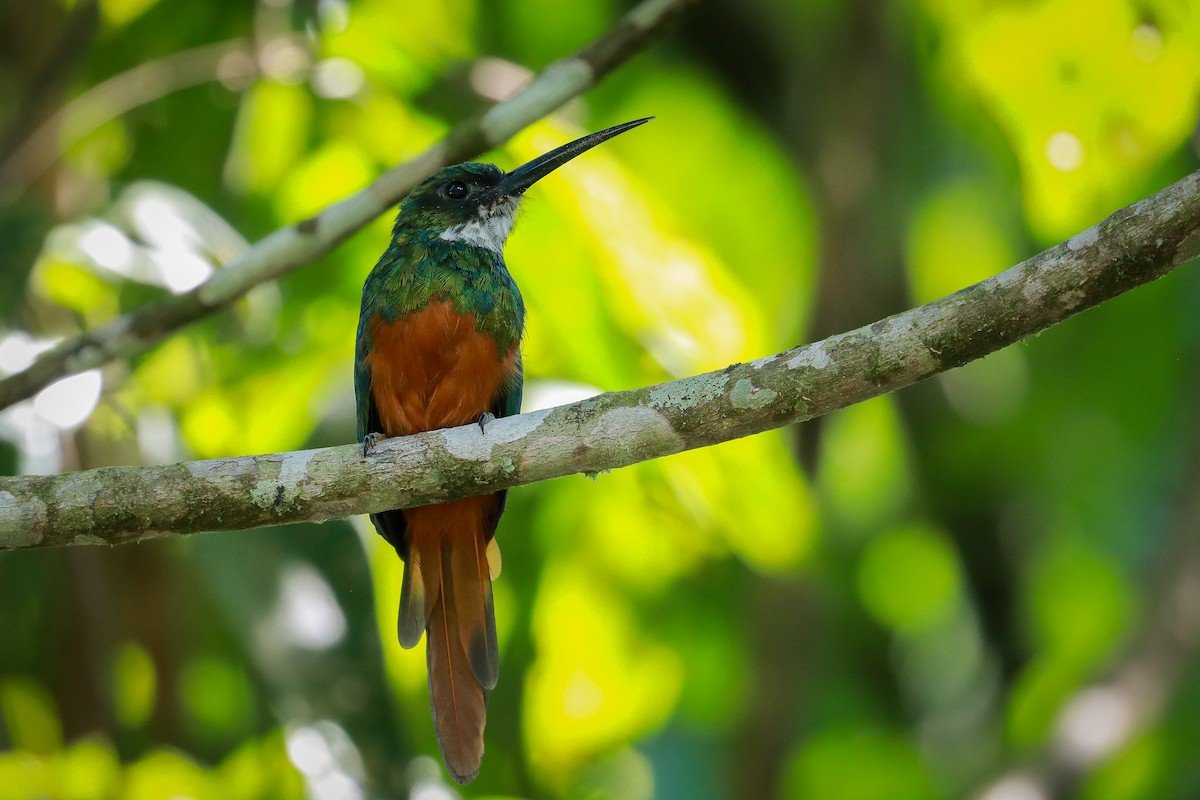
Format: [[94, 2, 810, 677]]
[[492, 349, 523, 420], [355, 315, 411, 559], [485, 350, 523, 534], [353, 312, 376, 443]]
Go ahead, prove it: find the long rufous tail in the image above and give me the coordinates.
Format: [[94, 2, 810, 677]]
[[399, 498, 500, 784]]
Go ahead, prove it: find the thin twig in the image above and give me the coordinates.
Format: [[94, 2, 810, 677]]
[[0, 0, 702, 410], [0, 0, 101, 171], [0, 38, 254, 194], [2, 169, 1197, 549]]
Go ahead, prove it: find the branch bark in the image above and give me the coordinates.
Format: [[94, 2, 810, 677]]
[[0, 0, 700, 410], [3, 170, 1199, 550]]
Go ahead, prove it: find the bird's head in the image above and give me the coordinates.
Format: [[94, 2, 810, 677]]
[[393, 117, 652, 254]]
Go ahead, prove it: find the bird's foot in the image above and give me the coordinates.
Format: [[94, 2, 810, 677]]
[[362, 432, 386, 457], [477, 412, 496, 433]]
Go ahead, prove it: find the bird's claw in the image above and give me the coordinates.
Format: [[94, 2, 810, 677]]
[[477, 412, 496, 434], [362, 432, 386, 457]]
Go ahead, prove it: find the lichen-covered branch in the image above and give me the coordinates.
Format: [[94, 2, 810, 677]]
[[0, 0, 701, 411], [2, 170, 1198, 550]]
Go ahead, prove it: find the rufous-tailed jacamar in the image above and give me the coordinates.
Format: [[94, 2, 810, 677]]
[[354, 118, 650, 783]]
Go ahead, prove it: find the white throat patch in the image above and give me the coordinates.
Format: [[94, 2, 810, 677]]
[[439, 198, 520, 254]]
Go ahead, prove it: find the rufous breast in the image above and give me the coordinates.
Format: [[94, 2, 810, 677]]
[[364, 299, 518, 436]]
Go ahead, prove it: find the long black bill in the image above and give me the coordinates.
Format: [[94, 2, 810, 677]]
[[498, 117, 652, 196]]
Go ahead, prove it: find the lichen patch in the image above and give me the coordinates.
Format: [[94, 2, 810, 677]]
[[576, 406, 684, 471], [787, 342, 830, 370], [647, 373, 725, 411], [749, 354, 778, 370], [730, 378, 778, 408], [0, 491, 47, 548], [1067, 225, 1100, 252], [441, 407, 551, 461]]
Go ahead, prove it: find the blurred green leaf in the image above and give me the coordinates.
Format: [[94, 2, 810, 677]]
[[226, 82, 313, 196], [1028, 540, 1134, 664], [100, 0, 162, 28], [921, 0, 1200, 239], [54, 738, 121, 800], [784, 728, 939, 800], [180, 656, 255, 745], [278, 140, 374, 222], [905, 179, 1016, 304], [215, 731, 305, 800], [32, 257, 119, 325], [0, 677, 62, 756], [819, 397, 913, 537], [0, 750, 54, 800], [62, 118, 130, 181], [1080, 730, 1164, 800], [1006, 655, 1085, 747], [112, 642, 156, 729], [525, 562, 682, 779], [857, 522, 962, 634]]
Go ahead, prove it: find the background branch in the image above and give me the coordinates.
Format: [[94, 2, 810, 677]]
[[0, 39, 256, 195], [0, 0, 699, 411], [3, 168, 1198, 550], [0, 0, 100, 175]]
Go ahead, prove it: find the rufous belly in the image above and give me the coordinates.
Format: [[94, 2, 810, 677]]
[[363, 298, 517, 436]]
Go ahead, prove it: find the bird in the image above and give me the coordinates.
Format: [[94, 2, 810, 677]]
[[354, 117, 651, 783]]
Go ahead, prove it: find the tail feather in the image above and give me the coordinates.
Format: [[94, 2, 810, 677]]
[[453, 531, 499, 690], [397, 555, 428, 649], [479, 579, 499, 690], [426, 550, 488, 784], [403, 497, 501, 784]]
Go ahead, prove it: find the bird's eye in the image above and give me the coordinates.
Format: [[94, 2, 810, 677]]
[[444, 180, 469, 200]]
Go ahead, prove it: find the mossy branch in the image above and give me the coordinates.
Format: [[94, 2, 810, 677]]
[[3, 170, 1198, 549], [0, 0, 701, 411]]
